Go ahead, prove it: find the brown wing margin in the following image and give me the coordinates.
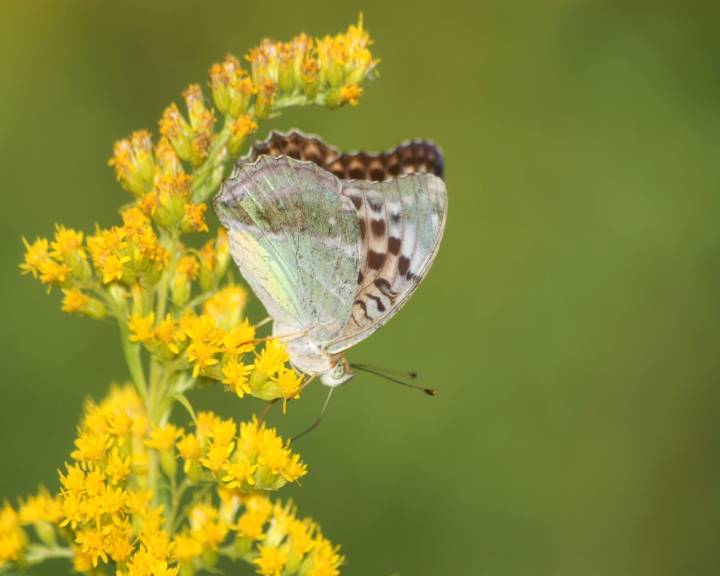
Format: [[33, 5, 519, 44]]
[[241, 129, 445, 182]]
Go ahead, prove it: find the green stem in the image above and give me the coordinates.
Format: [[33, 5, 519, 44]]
[[25, 544, 74, 564], [118, 319, 148, 402], [168, 477, 192, 537]]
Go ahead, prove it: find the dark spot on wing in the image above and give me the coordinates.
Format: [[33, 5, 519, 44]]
[[368, 294, 387, 312], [388, 237, 401, 255], [371, 219, 386, 236], [358, 271, 364, 285], [350, 195, 363, 210], [374, 278, 396, 296], [389, 211, 401, 224], [368, 196, 383, 212], [368, 250, 386, 270], [354, 299, 369, 320], [359, 219, 366, 241], [399, 256, 411, 277]]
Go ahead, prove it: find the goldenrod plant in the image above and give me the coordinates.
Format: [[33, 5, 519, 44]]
[[9, 18, 377, 576]]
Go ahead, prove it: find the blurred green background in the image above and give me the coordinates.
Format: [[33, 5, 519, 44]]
[[2, 1, 720, 574]]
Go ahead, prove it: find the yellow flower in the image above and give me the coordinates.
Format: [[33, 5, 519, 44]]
[[19, 237, 50, 278], [306, 534, 345, 576], [101, 253, 131, 284], [199, 440, 234, 474], [254, 545, 288, 576], [159, 103, 193, 162], [209, 417, 237, 447], [37, 258, 72, 288], [205, 285, 249, 330], [287, 517, 315, 556], [183, 202, 209, 233], [222, 359, 254, 398], [61, 288, 89, 314], [129, 312, 155, 344], [109, 130, 155, 196], [50, 225, 86, 260], [74, 526, 108, 567], [146, 424, 182, 452], [172, 528, 203, 564], [221, 455, 257, 489], [187, 339, 221, 378], [339, 83, 362, 106], [153, 314, 181, 356], [176, 433, 202, 477], [0, 501, 25, 567], [228, 113, 258, 154], [222, 318, 256, 355], [253, 340, 290, 376], [71, 429, 111, 463], [189, 502, 227, 551], [177, 254, 200, 280], [271, 368, 303, 399], [105, 448, 132, 485], [18, 486, 61, 525]]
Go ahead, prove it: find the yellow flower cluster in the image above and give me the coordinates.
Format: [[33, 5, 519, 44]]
[[0, 502, 24, 569], [0, 385, 324, 575], [126, 291, 303, 402], [20, 203, 214, 303], [14, 19, 371, 576], [171, 492, 343, 576], [238, 14, 377, 117]]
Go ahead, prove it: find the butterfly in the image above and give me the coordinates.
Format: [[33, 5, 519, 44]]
[[213, 130, 447, 387]]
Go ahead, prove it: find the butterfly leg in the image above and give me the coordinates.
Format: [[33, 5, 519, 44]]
[[254, 316, 272, 329], [256, 398, 279, 428], [250, 328, 309, 345], [291, 385, 334, 443]]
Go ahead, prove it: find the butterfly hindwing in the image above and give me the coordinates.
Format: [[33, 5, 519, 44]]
[[213, 156, 362, 344], [327, 172, 447, 353]]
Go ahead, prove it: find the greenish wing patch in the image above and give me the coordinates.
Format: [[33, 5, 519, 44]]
[[213, 156, 362, 344]]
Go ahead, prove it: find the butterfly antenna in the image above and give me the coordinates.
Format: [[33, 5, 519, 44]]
[[352, 363, 418, 380], [291, 386, 334, 443], [351, 364, 436, 396]]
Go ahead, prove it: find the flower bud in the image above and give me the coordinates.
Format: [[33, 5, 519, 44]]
[[159, 104, 194, 162], [160, 450, 177, 478]]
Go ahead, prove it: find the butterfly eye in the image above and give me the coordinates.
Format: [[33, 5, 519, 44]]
[[331, 362, 346, 380]]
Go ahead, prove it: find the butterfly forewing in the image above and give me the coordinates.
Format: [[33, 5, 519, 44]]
[[214, 156, 362, 344]]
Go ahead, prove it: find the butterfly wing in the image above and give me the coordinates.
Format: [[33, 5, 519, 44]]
[[327, 173, 447, 353], [213, 156, 362, 343]]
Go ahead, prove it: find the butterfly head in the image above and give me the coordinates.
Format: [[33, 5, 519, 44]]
[[320, 354, 354, 387]]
